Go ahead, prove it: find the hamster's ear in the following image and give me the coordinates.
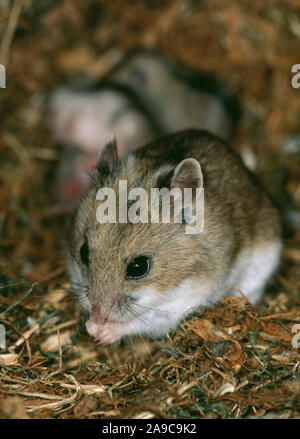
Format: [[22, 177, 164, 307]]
[[157, 158, 203, 194], [96, 135, 120, 177], [170, 159, 203, 215], [171, 158, 203, 194], [156, 158, 203, 221]]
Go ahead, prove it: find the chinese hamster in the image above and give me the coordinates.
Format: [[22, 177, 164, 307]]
[[67, 129, 282, 345]]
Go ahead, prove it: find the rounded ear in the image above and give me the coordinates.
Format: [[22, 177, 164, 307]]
[[155, 158, 203, 222], [170, 158, 203, 191], [170, 159, 204, 226], [96, 135, 120, 177]]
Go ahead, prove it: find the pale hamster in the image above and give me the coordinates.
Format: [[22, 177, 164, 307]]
[[46, 82, 160, 208], [108, 48, 240, 141], [47, 81, 159, 157], [67, 129, 282, 345]]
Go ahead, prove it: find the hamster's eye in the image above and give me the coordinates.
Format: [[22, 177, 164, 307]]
[[80, 242, 89, 266], [126, 256, 151, 279]]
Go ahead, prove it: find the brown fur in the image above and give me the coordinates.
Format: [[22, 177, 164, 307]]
[[68, 129, 281, 317]]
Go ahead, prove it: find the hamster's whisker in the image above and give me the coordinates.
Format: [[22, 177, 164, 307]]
[[126, 304, 158, 331], [69, 281, 89, 289], [137, 332, 154, 360], [103, 302, 115, 326], [116, 305, 135, 348], [69, 282, 90, 296], [68, 288, 90, 310], [120, 306, 156, 358], [71, 281, 87, 288], [118, 305, 165, 355], [69, 289, 89, 297], [68, 289, 88, 299], [125, 304, 166, 346], [133, 302, 181, 315]]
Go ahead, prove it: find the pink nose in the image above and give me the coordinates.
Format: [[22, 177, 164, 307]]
[[111, 294, 126, 306], [88, 295, 126, 329]]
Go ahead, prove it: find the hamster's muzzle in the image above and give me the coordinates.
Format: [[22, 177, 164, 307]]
[[85, 319, 125, 344]]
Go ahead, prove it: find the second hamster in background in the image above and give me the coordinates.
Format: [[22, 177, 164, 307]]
[[108, 49, 240, 141], [47, 48, 240, 210]]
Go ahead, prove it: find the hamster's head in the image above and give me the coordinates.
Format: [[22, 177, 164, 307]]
[[67, 136, 210, 344]]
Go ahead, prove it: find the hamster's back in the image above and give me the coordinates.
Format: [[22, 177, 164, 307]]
[[135, 129, 281, 246]]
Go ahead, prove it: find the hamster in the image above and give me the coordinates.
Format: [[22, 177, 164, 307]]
[[67, 129, 282, 345], [47, 81, 159, 157], [108, 48, 241, 142]]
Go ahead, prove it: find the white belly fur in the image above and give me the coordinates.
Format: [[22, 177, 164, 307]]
[[225, 240, 282, 303]]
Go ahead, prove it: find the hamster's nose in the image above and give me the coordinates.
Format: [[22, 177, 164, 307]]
[[111, 294, 126, 306]]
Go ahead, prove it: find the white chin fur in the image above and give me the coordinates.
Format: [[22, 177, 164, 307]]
[[68, 240, 282, 343], [113, 240, 282, 340], [127, 279, 217, 339]]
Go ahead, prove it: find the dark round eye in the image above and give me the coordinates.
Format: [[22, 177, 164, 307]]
[[126, 256, 151, 279], [80, 242, 89, 266]]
